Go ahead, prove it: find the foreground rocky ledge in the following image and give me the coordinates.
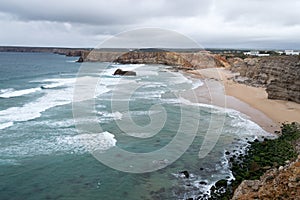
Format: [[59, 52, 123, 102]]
[[215, 123, 300, 199], [232, 155, 300, 199], [210, 123, 300, 200]]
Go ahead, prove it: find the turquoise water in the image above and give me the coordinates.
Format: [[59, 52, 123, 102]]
[[0, 52, 273, 199]]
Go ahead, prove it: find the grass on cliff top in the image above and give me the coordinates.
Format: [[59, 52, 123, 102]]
[[209, 122, 300, 200]]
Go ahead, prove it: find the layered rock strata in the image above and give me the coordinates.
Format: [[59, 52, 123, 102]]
[[228, 56, 300, 103]]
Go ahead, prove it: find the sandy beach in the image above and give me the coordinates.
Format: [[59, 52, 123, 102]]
[[183, 68, 300, 133]]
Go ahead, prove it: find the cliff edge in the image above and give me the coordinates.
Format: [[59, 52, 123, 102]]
[[228, 56, 300, 104], [80, 49, 225, 69], [232, 155, 300, 200]]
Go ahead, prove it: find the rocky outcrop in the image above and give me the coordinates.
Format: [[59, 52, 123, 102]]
[[232, 155, 300, 200], [80, 51, 123, 62], [76, 57, 84, 63], [113, 69, 136, 76], [230, 123, 300, 199], [179, 170, 190, 178], [0, 46, 87, 57], [228, 56, 300, 103], [81, 49, 225, 69], [0, 47, 225, 70], [114, 50, 194, 69]]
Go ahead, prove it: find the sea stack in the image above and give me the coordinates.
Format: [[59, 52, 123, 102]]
[[113, 68, 136, 76]]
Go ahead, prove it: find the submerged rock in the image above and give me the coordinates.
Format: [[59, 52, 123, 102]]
[[179, 170, 190, 179]]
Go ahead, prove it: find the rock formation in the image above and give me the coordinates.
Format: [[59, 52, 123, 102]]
[[232, 155, 300, 200], [76, 57, 84, 63], [0, 46, 86, 57], [114, 50, 194, 69], [113, 68, 136, 76], [80, 49, 225, 70], [179, 170, 190, 178], [228, 56, 300, 103], [0, 47, 225, 70]]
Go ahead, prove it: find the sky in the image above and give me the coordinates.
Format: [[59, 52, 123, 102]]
[[0, 0, 300, 49]]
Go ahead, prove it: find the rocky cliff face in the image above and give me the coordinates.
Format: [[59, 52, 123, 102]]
[[232, 155, 300, 200], [231, 122, 300, 200], [114, 51, 194, 69], [81, 50, 224, 69], [0, 46, 86, 57], [228, 56, 300, 103]]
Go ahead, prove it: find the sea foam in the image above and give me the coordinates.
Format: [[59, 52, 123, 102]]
[[0, 76, 115, 127], [56, 131, 117, 153], [0, 87, 41, 98], [0, 131, 116, 158], [0, 78, 75, 126], [0, 122, 13, 130]]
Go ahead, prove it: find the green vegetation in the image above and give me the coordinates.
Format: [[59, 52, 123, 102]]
[[209, 123, 300, 200]]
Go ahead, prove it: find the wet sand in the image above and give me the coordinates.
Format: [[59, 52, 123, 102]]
[[182, 68, 300, 133]]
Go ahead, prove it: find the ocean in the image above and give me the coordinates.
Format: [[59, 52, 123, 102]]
[[0, 52, 273, 199]]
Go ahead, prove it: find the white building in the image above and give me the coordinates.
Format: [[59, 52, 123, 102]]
[[243, 51, 269, 57], [276, 51, 284, 55], [244, 51, 259, 56], [285, 50, 299, 55]]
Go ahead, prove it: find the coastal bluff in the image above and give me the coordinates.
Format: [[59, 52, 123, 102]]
[[0, 46, 86, 57], [79, 49, 225, 69], [228, 56, 300, 103]]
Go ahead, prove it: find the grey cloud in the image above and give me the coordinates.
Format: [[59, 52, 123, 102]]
[[0, 0, 211, 25], [215, 0, 300, 27], [0, 0, 300, 49], [97, 28, 200, 48]]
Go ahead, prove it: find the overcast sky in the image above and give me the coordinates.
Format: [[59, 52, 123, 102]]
[[0, 0, 300, 49]]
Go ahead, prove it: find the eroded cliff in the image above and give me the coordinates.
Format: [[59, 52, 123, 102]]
[[80, 49, 225, 69], [228, 56, 300, 103]]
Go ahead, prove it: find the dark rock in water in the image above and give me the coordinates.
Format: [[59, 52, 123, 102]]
[[113, 68, 136, 76], [77, 56, 84, 63], [179, 170, 189, 178], [199, 181, 207, 185], [215, 179, 228, 188]]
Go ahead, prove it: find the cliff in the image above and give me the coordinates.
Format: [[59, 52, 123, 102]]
[[228, 56, 300, 103], [0, 46, 87, 57], [232, 155, 300, 200], [229, 122, 300, 200], [114, 50, 194, 69], [80, 49, 225, 69]]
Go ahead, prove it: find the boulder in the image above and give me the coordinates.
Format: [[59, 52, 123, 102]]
[[113, 68, 136, 76], [179, 170, 189, 178], [77, 56, 84, 63]]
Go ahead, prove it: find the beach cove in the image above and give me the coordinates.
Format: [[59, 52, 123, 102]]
[[0, 49, 299, 199], [184, 67, 300, 133]]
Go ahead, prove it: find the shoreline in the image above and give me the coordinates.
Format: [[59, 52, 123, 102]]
[[181, 67, 300, 198], [182, 68, 300, 133]]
